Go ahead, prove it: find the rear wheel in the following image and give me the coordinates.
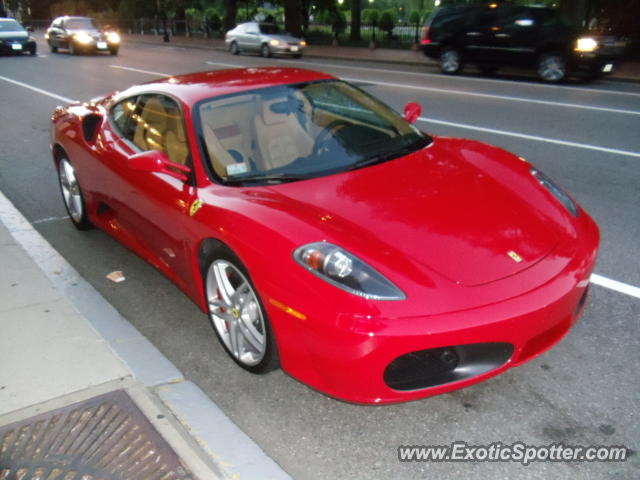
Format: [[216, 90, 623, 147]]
[[537, 53, 567, 83], [57, 156, 93, 230], [440, 46, 463, 74], [204, 246, 278, 373], [260, 43, 271, 58], [229, 41, 239, 55]]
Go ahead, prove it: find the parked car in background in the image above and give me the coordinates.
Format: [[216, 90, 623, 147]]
[[45, 16, 120, 55], [0, 17, 36, 56], [225, 22, 306, 58], [421, 4, 626, 82]]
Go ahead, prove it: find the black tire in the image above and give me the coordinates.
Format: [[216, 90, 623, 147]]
[[229, 41, 239, 55], [49, 42, 58, 53], [537, 52, 568, 83], [69, 41, 77, 55], [203, 245, 279, 374], [439, 46, 463, 74], [56, 156, 93, 230], [260, 43, 271, 58], [109, 48, 118, 56], [293, 53, 302, 59], [29, 46, 37, 56]]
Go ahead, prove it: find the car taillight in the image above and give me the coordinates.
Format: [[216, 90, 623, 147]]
[[421, 26, 431, 45]]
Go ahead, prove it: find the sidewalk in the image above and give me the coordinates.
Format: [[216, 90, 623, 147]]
[[0, 189, 290, 478], [124, 33, 640, 83]]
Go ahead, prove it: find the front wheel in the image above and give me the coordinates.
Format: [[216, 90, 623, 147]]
[[204, 246, 279, 373], [440, 47, 463, 74], [260, 43, 271, 58], [537, 53, 568, 83], [109, 48, 118, 56], [57, 157, 93, 230], [49, 41, 58, 53], [69, 41, 77, 55], [229, 41, 239, 55]]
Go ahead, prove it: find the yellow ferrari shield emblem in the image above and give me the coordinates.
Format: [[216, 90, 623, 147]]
[[507, 250, 523, 263], [231, 307, 240, 319], [189, 199, 203, 217]]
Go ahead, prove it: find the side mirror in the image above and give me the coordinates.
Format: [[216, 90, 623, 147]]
[[26, 25, 34, 32], [129, 150, 191, 182], [403, 102, 421, 124]]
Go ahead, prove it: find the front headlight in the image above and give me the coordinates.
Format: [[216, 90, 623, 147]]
[[107, 31, 120, 43], [300, 40, 307, 47], [269, 39, 280, 46], [575, 37, 598, 52], [294, 242, 406, 300], [74, 32, 93, 44], [530, 168, 578, 217]]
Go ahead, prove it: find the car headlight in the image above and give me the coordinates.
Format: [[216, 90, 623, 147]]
[[107, 31, 120, 43], [74, 32, 93, 44], [300, 40, 307, 47], [575, 37, 598, 52], [530, 168, 578, 217], [269, 39, 280, 46], [294, 242, 406, 300]]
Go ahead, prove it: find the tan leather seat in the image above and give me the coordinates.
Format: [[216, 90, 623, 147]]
[[202, 123, 251, 179], [165, 106, 189, 166], [133, 97, 168, 153], [254, 97, 313, 170]]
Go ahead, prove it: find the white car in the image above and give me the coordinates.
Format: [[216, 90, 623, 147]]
[[225, 22, 306, 58]]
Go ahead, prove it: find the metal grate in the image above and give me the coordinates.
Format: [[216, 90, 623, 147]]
[[0, 390, 196, 480]]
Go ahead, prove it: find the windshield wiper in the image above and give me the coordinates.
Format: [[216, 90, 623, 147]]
[[347, 137, 430, 172], [223, 173, 312, 185]]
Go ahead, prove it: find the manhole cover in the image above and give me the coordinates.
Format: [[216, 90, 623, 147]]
[[0, 390, 196, 479]]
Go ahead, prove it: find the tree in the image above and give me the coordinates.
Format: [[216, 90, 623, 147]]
[[409, 10, 420, 43], [378, 10, 395, 39], [350, 0, 361, 41], [223, 0, 238, 32], [283, 0, 301, 37]]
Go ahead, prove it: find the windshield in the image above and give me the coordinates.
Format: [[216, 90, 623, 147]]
[[65, 18, 99, 30], [197, 80, 431, 185], [259, 23, 280, 35], [0, 19, 25, 32]]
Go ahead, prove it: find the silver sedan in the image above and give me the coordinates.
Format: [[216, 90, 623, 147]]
[[225, 22, 306, 58]]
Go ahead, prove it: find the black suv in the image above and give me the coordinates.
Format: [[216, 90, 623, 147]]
[[421, 4, 626, 82]]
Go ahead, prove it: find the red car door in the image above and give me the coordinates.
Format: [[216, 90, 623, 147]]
[[101, 94, 198, 293]]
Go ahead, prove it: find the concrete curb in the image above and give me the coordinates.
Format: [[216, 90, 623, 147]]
[[0, 188, 291, 480]]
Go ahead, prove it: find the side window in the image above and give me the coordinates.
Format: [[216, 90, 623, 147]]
[[52, 18, 62, 28], [109, 96, 138, 141], [131, 94, 190, 166]]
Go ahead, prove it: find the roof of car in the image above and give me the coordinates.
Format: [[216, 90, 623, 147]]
[[117, 67, 336, 106]]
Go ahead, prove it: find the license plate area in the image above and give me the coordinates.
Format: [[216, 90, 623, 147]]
[[11, 43, 23, 50], [97, 41, 107, 49]]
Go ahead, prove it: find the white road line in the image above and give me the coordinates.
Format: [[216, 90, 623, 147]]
[[0, 75, 76, 103], [591, 274, 640, 299], [204, 61, 244, 68], [281, 58, 640, 98], [342, 76, 640, 116], [31, 215, 70, 224], [419, 117, 640, 158], [109, 65, 170, 77]]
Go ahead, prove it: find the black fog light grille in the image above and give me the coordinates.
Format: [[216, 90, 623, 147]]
[[383, 342, 514, 391]]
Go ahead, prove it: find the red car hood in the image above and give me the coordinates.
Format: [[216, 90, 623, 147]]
[[254, 138, 561, 286]]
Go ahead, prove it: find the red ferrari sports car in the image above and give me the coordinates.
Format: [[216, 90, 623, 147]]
[[51, 67, 599, 404]]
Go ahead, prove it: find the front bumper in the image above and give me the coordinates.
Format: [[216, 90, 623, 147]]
[[271, 43, 305, 56], [266, 209, 599, 404], [0, 39, 35, 54], [72, 39, 118, 52]]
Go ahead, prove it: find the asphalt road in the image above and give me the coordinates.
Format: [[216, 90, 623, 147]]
[[1, 38, 639, 480]]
